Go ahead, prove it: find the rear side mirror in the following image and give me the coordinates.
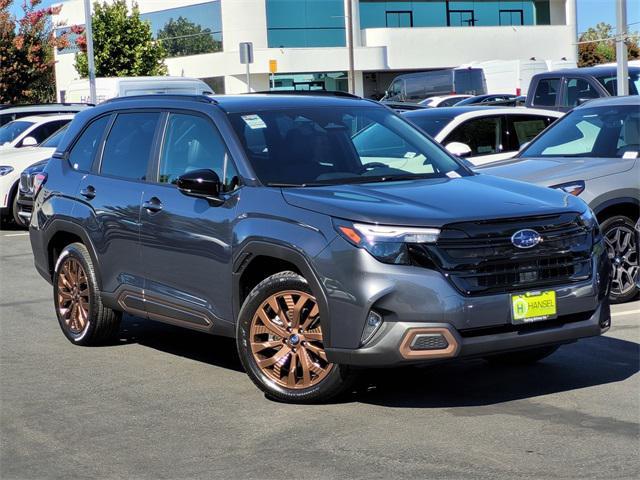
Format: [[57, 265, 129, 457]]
[[445, 142, 472, 158], [177, 169, 224, 205], [20, 136, 38, 147]]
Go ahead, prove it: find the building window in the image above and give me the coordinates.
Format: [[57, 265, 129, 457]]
[[141, 1, 222, 58], [385, 11, 413, 28], [499, 10, 524, 26], [448, 10, 475, 27], [270, 72, 349, 92], [266, 0, 346, 48]]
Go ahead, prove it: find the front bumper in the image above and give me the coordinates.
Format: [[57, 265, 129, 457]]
[[314, 235, 610, 366]]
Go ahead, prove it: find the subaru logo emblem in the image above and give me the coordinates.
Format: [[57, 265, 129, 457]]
[[511, 229, 542, 249]]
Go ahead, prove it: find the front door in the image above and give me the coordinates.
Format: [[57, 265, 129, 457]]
[[139, 112, 240, 331]]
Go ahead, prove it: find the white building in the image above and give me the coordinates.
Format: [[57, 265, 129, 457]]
[[52, 0, 578, 100]]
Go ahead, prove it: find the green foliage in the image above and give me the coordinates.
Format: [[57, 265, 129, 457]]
[[74, 0, 167, 77], [0, 0, 61, 104], [156, 16, 221, 57], [578, 22, 639, 67]]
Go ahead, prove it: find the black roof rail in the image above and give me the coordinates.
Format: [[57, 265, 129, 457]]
[[104, 94, 218, 104], [252, 90, 362, 99]]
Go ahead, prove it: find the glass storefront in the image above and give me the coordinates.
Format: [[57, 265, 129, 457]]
[[141, 1, 222, 57], [270, 72, 349, 92], [266, 0, 346, 48], [359, 0, 551, 28]]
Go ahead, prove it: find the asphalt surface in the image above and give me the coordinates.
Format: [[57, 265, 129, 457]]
[[0, 227, 638, 480]]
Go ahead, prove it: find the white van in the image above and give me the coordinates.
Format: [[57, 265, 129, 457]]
[[63, 76, 214, 104]]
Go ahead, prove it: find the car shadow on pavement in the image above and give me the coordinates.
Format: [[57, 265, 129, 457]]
[[356, 335, 639, 408], [115, 315, 639, 407], [116, 314, 244, 373]]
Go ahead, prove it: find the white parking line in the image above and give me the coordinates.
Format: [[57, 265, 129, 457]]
[[611, 309, 640, 318], [2, 233, 29, 237]]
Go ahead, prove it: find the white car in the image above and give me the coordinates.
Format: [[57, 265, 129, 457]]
[[419, 95, 472, 107], [0, 126, 67, 227], [0, 114, 74, 150], [403, 106, 564, 166]]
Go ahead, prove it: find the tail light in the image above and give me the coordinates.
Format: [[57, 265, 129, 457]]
[[33, 173, 47, 198]]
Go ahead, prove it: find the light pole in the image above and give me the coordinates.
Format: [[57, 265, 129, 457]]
[[82, 0, 97, 105], [346, 0, 355, 95], [616, 0, 629, 96]]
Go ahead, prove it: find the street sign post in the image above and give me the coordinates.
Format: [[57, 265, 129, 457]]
[[239, 42, 254, 93], [83, 0, 97, 104]]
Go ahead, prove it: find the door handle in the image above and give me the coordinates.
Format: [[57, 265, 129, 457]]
[[80, 186, 96, 200], [143, 197, 163, 213]]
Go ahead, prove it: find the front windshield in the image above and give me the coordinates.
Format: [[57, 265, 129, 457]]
[[520, 104, 640, 159], [227, 106, 467, 186], [40, 125, 69, 148], [0, 121, 33, 145]]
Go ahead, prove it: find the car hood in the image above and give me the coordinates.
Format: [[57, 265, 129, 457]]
[[477, 156, 637, 185], [0, 147, 55, 167], [281, 174, 585, 227]]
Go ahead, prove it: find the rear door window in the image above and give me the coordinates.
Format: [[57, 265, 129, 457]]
[[67, 115, 111, 172], [443, 116, 504, 156], [100, 112, 160, 180], [532, 78, 560, 107], [24, 120, 70, 145]]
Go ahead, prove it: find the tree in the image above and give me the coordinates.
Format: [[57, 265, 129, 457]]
[[0, 0, 64, 104], [74, 0, 167, 77], [156, 16, 221, 58], [578, 22, 639, 67]]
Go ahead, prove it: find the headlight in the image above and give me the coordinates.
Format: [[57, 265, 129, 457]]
[[551, 180, 585, 196], [0, 166, 14, 176], [334, 219, 440, 265], [579, 207, 598, 230]]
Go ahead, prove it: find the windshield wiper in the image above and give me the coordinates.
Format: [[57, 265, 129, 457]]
[[266, 182, 307, 187]]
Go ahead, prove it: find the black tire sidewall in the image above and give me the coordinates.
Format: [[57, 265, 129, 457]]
[[600, 215, 639, 303], [53, 243, 99, 345], [236, 271, 351, 403], [11, 192, 28, 228]]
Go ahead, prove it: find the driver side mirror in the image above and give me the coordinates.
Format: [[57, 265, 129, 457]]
[[20, 136, 38, 147], [177, 169, 224, 206], [445, 141, 472, 158]]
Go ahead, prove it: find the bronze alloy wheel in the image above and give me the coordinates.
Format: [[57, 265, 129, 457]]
[[249, 290, 333, 389], [57, 257, 91, 334]]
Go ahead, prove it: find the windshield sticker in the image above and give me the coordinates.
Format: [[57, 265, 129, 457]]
[[622, 151, 638, 159], [241, 114, 267, 130], [446, 171, 461, 178], [404, 151, 417, 159]]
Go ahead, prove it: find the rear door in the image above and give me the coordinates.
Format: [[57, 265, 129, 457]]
[[76, 111, 161, 296], [139, 110, 241, 330]]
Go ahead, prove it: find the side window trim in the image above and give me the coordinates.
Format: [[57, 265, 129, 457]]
[[149, 109, 241, 191], [91, 113, 116, 173]]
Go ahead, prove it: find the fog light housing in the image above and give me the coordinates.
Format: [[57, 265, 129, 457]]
[[361, 311, 383, 346]]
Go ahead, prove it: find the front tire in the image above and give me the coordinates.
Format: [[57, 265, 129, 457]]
[[53, 242, 121, 345], [601, 215, 638, 304], [236, 271, 355, 403], [483, 345, 560, 365], [12, 193, 28, 228]]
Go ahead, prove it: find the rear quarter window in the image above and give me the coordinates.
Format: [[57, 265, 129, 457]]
[[67, 116, 111, 172]]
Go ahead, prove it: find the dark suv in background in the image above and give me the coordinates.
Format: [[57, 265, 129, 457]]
[[29, 94, 610, 403]]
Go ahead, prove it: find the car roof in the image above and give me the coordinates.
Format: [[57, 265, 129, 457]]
[[9, 113, 76, 123], [403, 105, 562, 121], [534, 66, 640, 77], [210, 94, 372, 113], [575, 95, 640, 108], [0, 104, 89, 115]]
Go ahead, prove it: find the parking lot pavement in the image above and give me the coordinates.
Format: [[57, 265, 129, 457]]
[[0, 231, 638, 480]]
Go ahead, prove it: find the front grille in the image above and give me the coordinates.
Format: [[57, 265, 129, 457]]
[[411, 333, 449, 350], [411, 212, 593, 296]]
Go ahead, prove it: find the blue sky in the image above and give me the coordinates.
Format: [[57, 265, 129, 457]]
[[8, 0, 640, 36]]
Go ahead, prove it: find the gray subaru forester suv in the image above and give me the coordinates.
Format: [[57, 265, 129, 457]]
[[29, 93, 610, 403]]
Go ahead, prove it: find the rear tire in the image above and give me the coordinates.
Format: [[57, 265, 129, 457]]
[[236, 271, 356, 403], [483, 345, 560, 365], [53, 242, 121, 346], [601, 215, 638, 304]]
